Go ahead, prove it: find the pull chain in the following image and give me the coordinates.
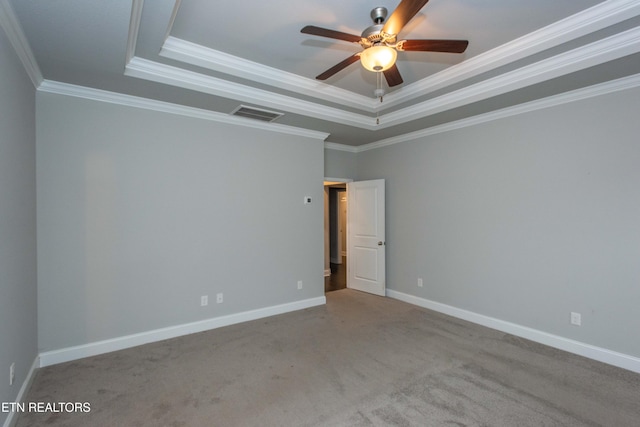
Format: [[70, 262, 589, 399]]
[[375, 72, 384, 125]]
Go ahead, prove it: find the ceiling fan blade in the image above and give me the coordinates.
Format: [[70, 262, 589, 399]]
[[301, 25, 362, 43], [398, 39, 469, 53], [315, 54, 361, 80], [383, 64, 403, 87], [382, 0, 430, 36]]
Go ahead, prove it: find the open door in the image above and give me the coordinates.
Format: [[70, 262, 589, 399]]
[[347, 179, 385, 296]]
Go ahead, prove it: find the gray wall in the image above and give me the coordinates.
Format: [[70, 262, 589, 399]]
[[324, 147, 356, 179], [37, 93, 325, 352], [356, 87, 640, 358], [0, 24, 38, 424]]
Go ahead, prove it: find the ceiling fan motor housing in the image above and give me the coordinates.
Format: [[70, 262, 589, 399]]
[[370, 7, 388, 24], [362, 24, 385, 42], [362, 7, 396, 45]]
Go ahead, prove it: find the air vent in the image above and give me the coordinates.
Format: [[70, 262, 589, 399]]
[[231, 105, 283, 123]]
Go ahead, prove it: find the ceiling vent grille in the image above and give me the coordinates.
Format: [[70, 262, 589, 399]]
[[231, 105, 283, 123]]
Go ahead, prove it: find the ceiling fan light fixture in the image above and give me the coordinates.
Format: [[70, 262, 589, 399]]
[[360, 45, 397, 72]]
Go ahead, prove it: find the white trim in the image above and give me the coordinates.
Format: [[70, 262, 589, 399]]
[[37, 80, 329, 141], [132, 25, 640, 135], [160, 36, 375, 112], [125, 57, 376, 130], [378, 26, 640, 130], [324, 142, 359, 153], [2, 356, 39, 427], [356, 72, 640, 152], [125, 0, 144, 65], [323, 177, 353, 183], [37, 67, 640, 155], [0, 0, 43, 88], [156, 0, 640, 114], [1, 0, 637, 127], [162, 0, 181, 43], [39, 296, 326, 367], [387, 290, 640, 374], [382, 0, 640, 109]]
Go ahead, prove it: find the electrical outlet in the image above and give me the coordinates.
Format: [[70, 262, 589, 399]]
[[297, 280, 303, 290], [571, 312, 582, 326], [216, 293, 223, 304], [9, 363, 15, 386], [200, 295, 208, 306], [417, 278, 423, 287]]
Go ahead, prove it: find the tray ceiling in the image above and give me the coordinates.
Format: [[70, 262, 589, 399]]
[[5, 0, 640, 146]]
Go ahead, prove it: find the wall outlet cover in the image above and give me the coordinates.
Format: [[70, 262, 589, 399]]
[[571, 312, 582, 326]]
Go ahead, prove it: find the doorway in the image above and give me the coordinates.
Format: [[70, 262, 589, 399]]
[[323, 178, 386, 296], [324, 180, 348, 292]]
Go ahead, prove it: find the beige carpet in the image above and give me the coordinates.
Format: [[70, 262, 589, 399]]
[[15, 289, 640, 426]]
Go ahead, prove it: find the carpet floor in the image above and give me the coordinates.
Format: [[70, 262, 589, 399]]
[[15, 289, 640, 426]]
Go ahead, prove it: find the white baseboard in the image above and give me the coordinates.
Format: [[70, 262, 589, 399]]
[[386, 289, 640, 374], [39, 296, 326, 367], [3, 356, 39, 427]]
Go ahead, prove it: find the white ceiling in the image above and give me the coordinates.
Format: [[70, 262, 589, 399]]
[[6, 0, 640, 146]]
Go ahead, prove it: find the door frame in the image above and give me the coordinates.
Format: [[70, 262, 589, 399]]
[[337, 188, 347, 262], [324, 177, 352, 277]]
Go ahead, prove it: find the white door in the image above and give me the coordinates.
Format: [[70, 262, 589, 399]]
[[347, 179, 385, 296]]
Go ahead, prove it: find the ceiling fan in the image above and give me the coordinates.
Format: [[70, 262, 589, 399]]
[[301, 0, 469, 87]]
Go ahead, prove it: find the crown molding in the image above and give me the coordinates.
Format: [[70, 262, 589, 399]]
[[382, 0, 640, 109], [154, 0, 640, 115], [125, 56, 378, 130], [129, 3, 640, 135], [160, 36, 377, 112], [378, 25, 640, 129], [0, 0, 43, 87], [324, 142, 359, 153], [163, 0, 181, 43], [35, 72, 640, 156], [41, 68, 635, 154], [158, 0, 374, 111], [354, 72, 640, 153], [127, 20, 640, 138], [37, 80, 330, 141], [125, 0, 145, 64]]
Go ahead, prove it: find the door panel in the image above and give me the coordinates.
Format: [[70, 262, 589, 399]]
[[347, 179, 385, 296], [353, 247, 378, 281]]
